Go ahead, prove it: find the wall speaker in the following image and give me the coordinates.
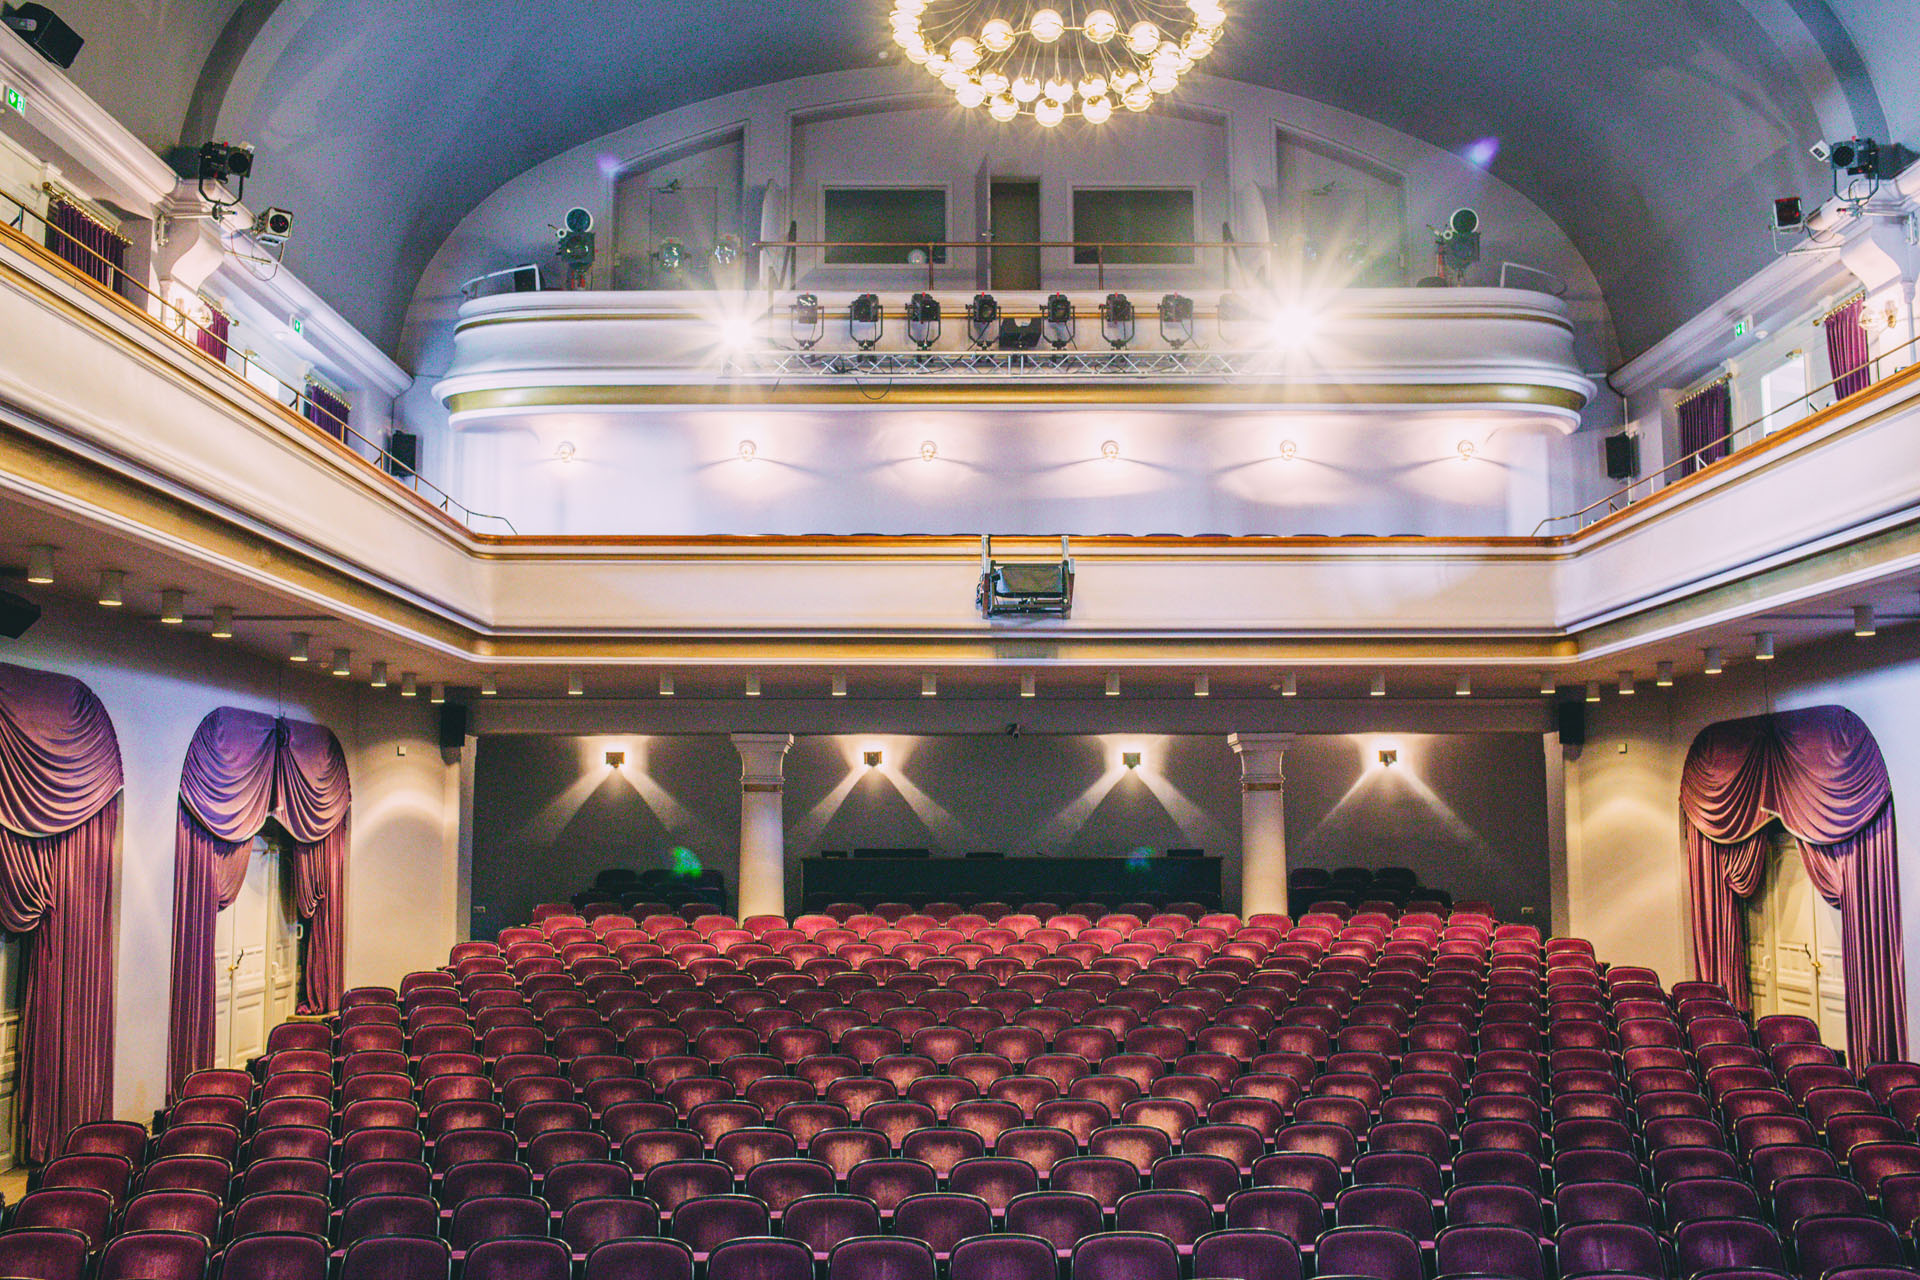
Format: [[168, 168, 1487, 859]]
[[3, 5, 84, 68], [385, 430, 418, 478], [1603, 432, 1639, 481], [1556, 699, 1587, 747], [0, 589, 40, 638], [438, 702, 469, 750]]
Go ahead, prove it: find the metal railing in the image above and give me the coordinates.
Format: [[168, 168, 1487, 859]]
[[0, 188, 516, 534], [752, 236, 1309, 292], [1534, 331, 1920, 535]]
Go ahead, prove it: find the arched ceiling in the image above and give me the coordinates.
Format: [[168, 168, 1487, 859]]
[[54, 0, 1900, 364]]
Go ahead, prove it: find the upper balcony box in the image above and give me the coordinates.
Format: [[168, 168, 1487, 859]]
[[435, 286, 1594, 428]]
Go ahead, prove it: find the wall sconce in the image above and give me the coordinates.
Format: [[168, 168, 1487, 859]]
[[831, 674, 847, 698], [1193, 675, 1210, 698], [744, 674, 761, 697], [331, 648, 352, 678], [1100, 440, 1121, 461], [1457, 440, 1477, 462], [659, 673, 676, 697], [481, 675, 498, 696], [1455, 674, 1472, 697], [25, 545, 53, 584], [1703, 647, 1725, 675], [1854, 605, 1876, 637], [863, 749, 883, 768], [1586, 680, 1602, 703], [159, 588, 185, 625], [370, 661, 389, 689], [97, 569, 125, 607], [567, 672, 584, 697], [605, 750, 625, 768], [1656, 660, 1674, 687], [919, 440, 938, 463], [401, 672, 418, 698], [1370, 672, 1387, 698], [429, 683, 446, 705], [288, 631, 310, 663], [1377, 748, 1398, 767], [555, 441, 577, 464], [921, 673, 938, 698], [1105, 672, 1121, 697], [1861, 300, 1902, 334], [1281, 671, 1298, 697], [1618, 670, 1636, 696], [1122, 750, 1142, 769], [1755, 632, 1775, 661], [1020, 673, 1037, 698], [211, 606, 234, 639], [738, 439, 757, 462], [1278, 440, 1298, 461]]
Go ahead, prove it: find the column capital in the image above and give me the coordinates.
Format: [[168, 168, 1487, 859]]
[[731, 733, 794, 790], [1229, 733, 1295, 787]]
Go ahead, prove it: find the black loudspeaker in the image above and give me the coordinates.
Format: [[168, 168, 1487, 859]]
[[385, 430, 418, 478], [1556, 699, 1587, 747], [438, 702, 468, 750], [3, 5, 83, 68], [1604, 432, 1640, 481], [0, 589, 41, 638]]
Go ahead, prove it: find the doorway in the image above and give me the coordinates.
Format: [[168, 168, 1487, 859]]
[[990, 181, 1042, 290], [212, 828, 303, 1068], [1745, 823, 1846, 1041]]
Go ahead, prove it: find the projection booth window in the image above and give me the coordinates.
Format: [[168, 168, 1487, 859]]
[[1072, 188, 1196, 264], [823, 188, 948, 263]]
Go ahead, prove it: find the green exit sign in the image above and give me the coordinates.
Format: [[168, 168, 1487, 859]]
[[1733, 318, 1750, 338], [2, 86, 22, 115]]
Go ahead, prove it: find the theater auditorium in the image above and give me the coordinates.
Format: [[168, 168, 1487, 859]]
[[0, 3, 1918, 1280]]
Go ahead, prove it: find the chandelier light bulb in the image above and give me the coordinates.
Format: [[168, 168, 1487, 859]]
[[925, 53, 951, 75], [1077, 74, 1108, 99], [1029, 8, 1065, 42], [981, 18, 1015, 50], [1124, 84, 1153, 110], [949, 35, 981, 67], [1148, 70, 1178, 93], [1083, 96, 1113, 123], [902, 40, 930, 63], [1035, 99, 1065, 126], [989, 96, 1019, 121], [981, 71, 1009, 94], [940, 67, 967, 89], [1043, 76, 1073, 102], [1084, 9, 1119, 41], [956, 82, 986, 108], [1011, 75, 1041, 102], [1127, 20, 1161, 54]]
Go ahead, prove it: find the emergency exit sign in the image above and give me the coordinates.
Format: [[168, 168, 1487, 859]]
[[2, 85, 23, 115]]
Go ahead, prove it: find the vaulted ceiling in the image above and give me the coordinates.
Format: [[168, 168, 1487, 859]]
[[52, 0, 1904, 362]]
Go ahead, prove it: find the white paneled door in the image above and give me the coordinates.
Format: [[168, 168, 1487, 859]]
[[212, 836, 303, 1069], [1746, 828, 1847, 1043]]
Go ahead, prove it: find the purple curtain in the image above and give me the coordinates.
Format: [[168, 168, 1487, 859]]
[[195, 309, 231, 364], [0, 663, 122, 1163], [1681, 705, 1908, 1065], [44, 197, 131, 299], [1678, 380, 1732, 475], [303, 383, 350, 441], [167, 710, 350, 1095], [1826, 298, 1872, 401]]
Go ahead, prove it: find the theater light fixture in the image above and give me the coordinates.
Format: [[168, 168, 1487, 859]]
[[738, 439, 757, 462], [906, 292, 942, 349], [1122, 750, 1142, 769], [370, 661, 389, 689], [97, 569, 124, 607], [1657, 660, 1674, 688], [1539, 672, 1555, 696], [1021, 673, 1037, 698], [211, 606, 234, 639], [864, 749, 883, 768], [1755, 632, 1775, 661], [1457, 440, 1477, 462], [1101, 439, 1120, 461], [605, 750, 625, 768], [1100, 293, 1136, 348], [790, 293, 825, 348], [1278, 440, 1298, 462], [160, 589, 185, 625], [429, 682, 446, 705], [1378, 748, 1398, 767], [1105, 672, 1121, 697], [554, 441, 576, 464], [1704, 647, 1725, 675], [331, 648, 351, 677], [831, 674, 847, 698], [920, 440, 938, 463], [966, 293, 1001, 347], [1619, 671, 1636, 696], [922, 673, 938, 697], [1194, 675, 1210, 698], [744, 674, 761, 697], [1281, 671, 1298, 698], [1159, 293, 1195, 347], [1370, 672, 1386, 698], [1586, 681, 1601, 703], [288, 631, 309, 663], [849, 293, 884, 350], [401, 672, 418, 698], [25, 545, 53, 584], [1044, 293, 1076, 348], [567, 672, 584, 697], [1455, 674, 1472, 697], [659, 673, 675, 697], [1854, 605, 1876, 637], [481, 675, 498, 697]]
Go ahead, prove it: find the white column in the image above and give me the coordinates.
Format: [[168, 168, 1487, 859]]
[[1230, 733, 1296, 917], [731, 734, 794, 919]]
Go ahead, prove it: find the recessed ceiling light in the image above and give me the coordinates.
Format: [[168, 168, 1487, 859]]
[[25, 545, 53, 584], [1755, 632, 1775, 661], [331, 648, 351, 677], [159, 589, 185, 625], [288, 632, 309, 663], [1854, 605, 1876, 637], [370, 661, 389, 689], [211, 606, 234, 639], [1370, 672, 1386, 697], [1704, 647, 1724, 675], [401, 672, 418, 698], [1656, 660, 1674, 687], [97, 570, 124, 607]]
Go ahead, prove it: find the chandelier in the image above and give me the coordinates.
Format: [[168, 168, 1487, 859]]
[[890, 1, 1227, 125]]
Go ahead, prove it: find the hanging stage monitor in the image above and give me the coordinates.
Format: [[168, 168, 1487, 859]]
[[978, 535, 1074, 619]]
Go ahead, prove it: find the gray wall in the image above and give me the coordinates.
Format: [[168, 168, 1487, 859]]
[[471, 730, 1550, 929]]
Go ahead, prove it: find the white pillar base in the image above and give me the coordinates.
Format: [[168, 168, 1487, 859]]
[[1230, 732, 1296, 918], [731, 733, 794, 919]]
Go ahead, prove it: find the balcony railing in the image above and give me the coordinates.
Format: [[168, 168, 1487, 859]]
[[1534, 331, 1920, 536], [0, 188, 516, 534]]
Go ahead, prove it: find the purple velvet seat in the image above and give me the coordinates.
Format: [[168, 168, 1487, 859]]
[[339, 1195, 441, 1247], [61, 1121, 150, 1165], [216, 1235, 329, 1280], [704, 1237, 813, 1280], [1672, 1218, 1788, 1277], [1791, 1215, 1909, 1280], [1352, 1152, 1446, 1202], [1070, 1231, 1182, 1280], [1313, 1226, 1425, 1280], [1555, 1180, 1655, 1229], [440, 1161, 534, 1206], [1446, 1184, 1546, 1234], [10, 1188, 116, 1249], [120, 1188, 225, 1241], [1335, 1185, 1436, 1247], [1005, 1192, 1104, 1259], [1554, 1221, 1668, 1280], [446, 1196, 552, 1253], [670, 1194, 771, 1262], [559, 1197, 662, 1255], [745, 1158, 838, 1219], [40, 1153, 135, 1205], [948, 1158, 1040, 1216], [462, 1239, 571, 1280], [1663, 1177, 1765, 1230], [827, 1236, 936, 1280], [339, 1161, 433, 1202], [784, 1195, 883, 1262], [582, 1239, 694, 1280], [1435, 1223, 1547, 1280], [892, 1193, 992, 1261], [1193, 1228, 1305, 1280], [642, 1160, 733, 1212], [97, 1230, 212, 1280], [543, 1160, 636, 1211]]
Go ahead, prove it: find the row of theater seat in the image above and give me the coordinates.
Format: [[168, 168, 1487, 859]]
[[11, 903, 1920, 1280]]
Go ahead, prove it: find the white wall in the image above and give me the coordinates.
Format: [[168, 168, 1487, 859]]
[[2, 596, 460, 1122], [470, 729, 1551, 929], [1566, 624, 1920, 1036]]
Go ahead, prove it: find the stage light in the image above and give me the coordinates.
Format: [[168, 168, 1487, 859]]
[[606, 750, 625, 768], [1100, 293, 1136, 349], [1194, 675, 1210, 698], [430, 682, 445, 705], [160, 589, 185, 625], [1456, 674, 1472, 697], [1854, 605, 1876, 637], [25, 545, 52, 584], [97, 569, 124, 607], [370, 661, 389, 689], [1704, 647, 1724, 675], [1435, 207, 1481, 278], [1773, 197, 1804, 230], [211, 606, 234, 639], [849, 293, 884, 350], [1043, 293, 1076, 348], [481, 675, 498, 696], [1159, 293, 1196, 347], [401, 672, 418, 698], [922, 673, 938, 697], [1122, 751, 1142, 769], [1657, 661, 1674, 687], [906, 292, 942, 349], [288, 632, 309, 663], [966, 293, 1000, 347], [1586, 681, 1601, 703], [1619, 671, 1636, 696], [555, 207, 595, 288], [1371, 672, 1386, 697], [1828, 137, 1882, 178], [1021, 673, 1037, 698], [790, 294, 825, 349], [739, 441, 761, 464], [567, 672, 584, 697], [1755, 632, 1775, 661], [1374, 748, 1398, 769], [331, 648, 351, 677], [864, 749, 883, 768], [1101, 439, 1120, 461], [659, 674, 675, 697], [2, 5, 84, 68]]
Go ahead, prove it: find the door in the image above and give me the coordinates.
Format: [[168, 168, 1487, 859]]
[[1745, 826, 1846, 1041], [990, 181, 1041, 291], [213, 835, 304, 1068]]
